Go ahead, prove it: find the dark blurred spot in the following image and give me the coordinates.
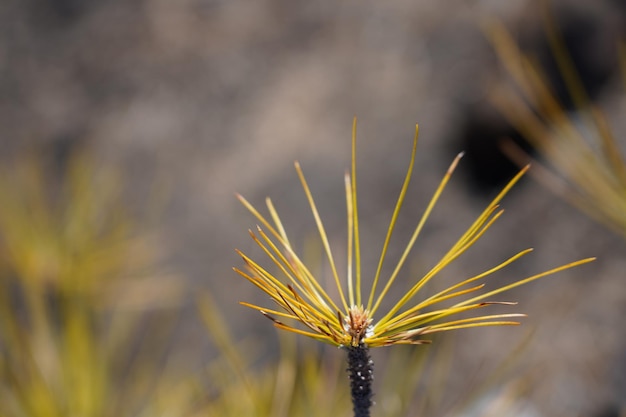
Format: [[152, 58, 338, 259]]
[[28, 131, 90, 180], [27, 0, 100, 28], [455, 107, 533, 196], [592, 404, 622, 417], [456, 6, 620, 196], [534, 9, 619, 110], [47, 132, 87, 170]]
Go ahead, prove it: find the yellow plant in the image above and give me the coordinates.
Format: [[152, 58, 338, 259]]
[[234, 118, 594, 416], [0, 151, 185, 417], [199, 292, 531, 417], [487, 14, 626, 238]]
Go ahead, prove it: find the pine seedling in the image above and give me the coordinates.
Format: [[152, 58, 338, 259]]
[[234, 118, 594, 417]]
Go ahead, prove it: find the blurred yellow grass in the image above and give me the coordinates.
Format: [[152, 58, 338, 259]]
[[0, 151, 185, 417], [487, 15, 626, 238]]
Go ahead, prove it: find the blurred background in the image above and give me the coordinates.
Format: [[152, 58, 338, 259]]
[[0, 0, 625, 415]]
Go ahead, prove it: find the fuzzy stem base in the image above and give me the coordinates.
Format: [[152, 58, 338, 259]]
[[346, 343, 374, 417]]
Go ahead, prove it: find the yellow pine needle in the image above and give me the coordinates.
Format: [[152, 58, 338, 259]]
[[346, 172, 355, 307], [452, 257, 595, 309], [369, 150, 464, 318], [366, 124, 418, 312], [252, 228, 332, 311], [378, 304, 522, 337], [350, 118, 363, 306], [235, 118, 595, 348], [413, 248, 534, 311], [419, 320, 522, 334], [295, 161, 349, 313]]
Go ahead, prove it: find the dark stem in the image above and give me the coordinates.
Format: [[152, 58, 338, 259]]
[[346, 343, 374, 417]]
